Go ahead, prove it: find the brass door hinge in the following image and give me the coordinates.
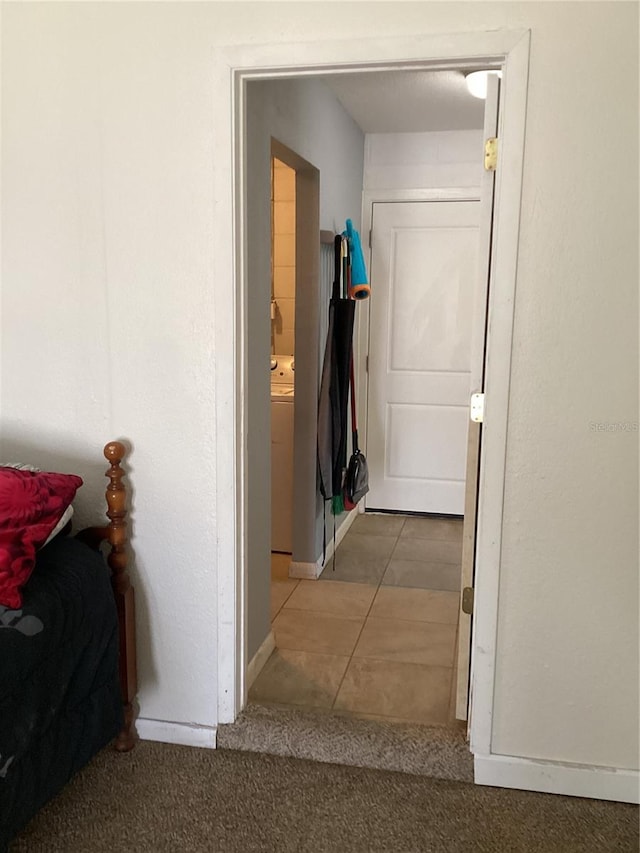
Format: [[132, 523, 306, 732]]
[[484, 137, 498, 171], [462, 586, 474, 615]]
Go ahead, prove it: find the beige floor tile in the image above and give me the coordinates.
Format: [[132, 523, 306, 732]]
[[272, 608, 365, 656], [284, 580, 376, 617], [320, 552, 389, 585], [393, 537, 463, 565], [353, 617, 457, 667], [351, 513, 406, 537], [339, 532, 397, 560], [271, 552, 292, 581], [370, 587, 460, 624], [270, 579, 299, 620], [334, 658, 452, 725], [249, 648, 349, 709], [401, 516, 463, 541], [332, 709, 444, 727], [382, 559, 461, 592]]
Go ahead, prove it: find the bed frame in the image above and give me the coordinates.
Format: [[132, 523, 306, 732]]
[[78, 441, 137, 752]]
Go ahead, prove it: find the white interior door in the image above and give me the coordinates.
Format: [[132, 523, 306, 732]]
[[366, 200, 481, 514], [457, 72, 501, 723]]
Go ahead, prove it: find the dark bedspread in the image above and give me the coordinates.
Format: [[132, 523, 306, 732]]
[[0, 536, 123, 849]]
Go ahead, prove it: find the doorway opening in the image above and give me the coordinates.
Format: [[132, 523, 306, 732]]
[[270, 156, 296, 572], [256, 142, 493, 735], [214, 30, 529, 784], [250, 68, 497, 736]]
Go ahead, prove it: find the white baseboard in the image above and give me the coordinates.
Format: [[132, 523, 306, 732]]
[[474, 753, 640, 804], [289, 505, 359, 579], [136, 718, 217, 749], [246, 630, 276, 689], [289, 559, 321, 579]]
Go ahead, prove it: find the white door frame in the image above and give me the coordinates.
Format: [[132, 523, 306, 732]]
[[212, 30, 530, 764]]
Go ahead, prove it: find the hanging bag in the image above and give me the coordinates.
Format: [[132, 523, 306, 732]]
[[343, 352, 369, 509]]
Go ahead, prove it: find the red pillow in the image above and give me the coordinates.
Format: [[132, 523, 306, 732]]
[[0, 468, 83, 608]]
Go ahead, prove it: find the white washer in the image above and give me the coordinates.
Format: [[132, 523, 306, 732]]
[[271, 356, 295, 553]]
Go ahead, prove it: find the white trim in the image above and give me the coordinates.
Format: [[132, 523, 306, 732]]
[[457, 73, 500, 725], [474, 754, 640, 804], [214, 30, 526, 75], [364, 187, 481, 206], [289, 559, 322, 580], [214, 29, 530, 746], [469, 30, 531, 757], [137, 718, 217, 750], [290, 505, 360, 579], [213, 56, 243, 724], [246, 630, 276, 689]]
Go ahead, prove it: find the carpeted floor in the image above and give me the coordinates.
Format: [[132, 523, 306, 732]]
[[11, 741, 639, 852], [217, 703, 473, 782]]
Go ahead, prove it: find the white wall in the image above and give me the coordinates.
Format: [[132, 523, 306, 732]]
[[1, 2, 637, 776], [1, 3, 220, 729], [364, 130, 484, 190], [245, 77, 364, 660], [358, 127, 484, 498]]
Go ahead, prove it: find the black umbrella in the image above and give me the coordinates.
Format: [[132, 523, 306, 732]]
[[318, 235, 355, 511]]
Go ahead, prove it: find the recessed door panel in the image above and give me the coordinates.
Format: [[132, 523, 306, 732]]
[[385, 403, 469, 482], [388, 227, 478, 374]]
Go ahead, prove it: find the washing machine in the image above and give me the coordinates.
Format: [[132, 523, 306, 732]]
[[271, 355, 295, 553]]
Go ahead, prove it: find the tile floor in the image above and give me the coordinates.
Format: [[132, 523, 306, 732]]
[[252, 513, 466, 728]]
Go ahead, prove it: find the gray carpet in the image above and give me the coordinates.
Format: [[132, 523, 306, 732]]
[[11, 740, 639, 852], [217, 703, 474, 782]]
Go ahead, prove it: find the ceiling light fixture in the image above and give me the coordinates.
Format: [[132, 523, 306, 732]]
[[465, 70, 502, 99]]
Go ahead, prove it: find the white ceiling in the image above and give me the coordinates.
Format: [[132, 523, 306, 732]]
[[319, 70, 485, 134]]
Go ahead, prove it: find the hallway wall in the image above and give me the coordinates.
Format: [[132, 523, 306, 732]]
[[364, 129, 484, 190], [245, 77, 364, 661]]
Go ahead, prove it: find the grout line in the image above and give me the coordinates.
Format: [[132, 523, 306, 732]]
[[401, 537, 463, 544], [381, 584, 462, 594], [261, 648, 351, 662], [331, 709, 452, 728], [269, 578, 300, 625], [274, 606, 366, 622], [363, 612, 459, 626], [349, 656, 455, 672], [331, 531, 400, 711], [277, 578, 300, 611]]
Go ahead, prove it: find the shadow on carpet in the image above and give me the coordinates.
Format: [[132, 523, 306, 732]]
[[10, 741, 639, 852]]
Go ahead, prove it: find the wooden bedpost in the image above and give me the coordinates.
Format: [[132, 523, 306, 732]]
[[103, 441, 137, 752]]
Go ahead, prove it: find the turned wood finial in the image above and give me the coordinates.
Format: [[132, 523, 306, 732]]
[[103, 440, 137, 751], [103, 441, 128, 595], [104, 440, 126, 466]]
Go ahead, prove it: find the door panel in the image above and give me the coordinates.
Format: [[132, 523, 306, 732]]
[[388, 226, 477, 374], [457, 73, 501, 724], [366, 201, 481, 514], [387, 404, 469, 481]]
